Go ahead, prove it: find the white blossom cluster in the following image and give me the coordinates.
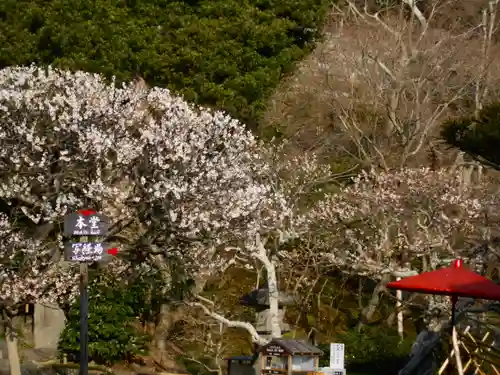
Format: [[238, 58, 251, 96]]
[[0, 213, 78, 308], [0, 66, 145, 222], [301, 167, 499, 277], [0, 65, 293, 295]]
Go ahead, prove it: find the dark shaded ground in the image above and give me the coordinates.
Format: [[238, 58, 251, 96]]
[[0, 339, 62, 375], [0, 361, 60, 375]]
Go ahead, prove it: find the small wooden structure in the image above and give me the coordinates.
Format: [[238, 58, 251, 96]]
[[257, 339, 323, 375], [226, 355, 256, 375]]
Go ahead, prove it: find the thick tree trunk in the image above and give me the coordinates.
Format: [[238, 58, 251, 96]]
[[150, 248, 217, 350], [153, 273, 210, 350], [265, 260, 282, 339], [5, 322, 21, 375], [255, 234, 281, 338], [155, 304, 170, 351], [357, 275, 390, 331]]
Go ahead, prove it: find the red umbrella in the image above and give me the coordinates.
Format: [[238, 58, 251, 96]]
[[387, 259, 500, 325], [387, 259, 500, 375]]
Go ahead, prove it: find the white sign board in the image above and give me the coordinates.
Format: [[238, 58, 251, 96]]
[[330, 343, 345, 370], [319, 368, 346, 375]]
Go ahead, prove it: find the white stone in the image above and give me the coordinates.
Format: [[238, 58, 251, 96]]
[[34, 303, 66, 349]]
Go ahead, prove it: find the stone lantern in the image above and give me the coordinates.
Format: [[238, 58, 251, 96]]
[[240, 284, 295, 342]]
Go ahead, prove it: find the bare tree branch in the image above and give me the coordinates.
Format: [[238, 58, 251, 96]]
[[190, 301, 267, 345]]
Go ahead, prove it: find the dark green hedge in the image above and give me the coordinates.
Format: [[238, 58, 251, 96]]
[[318, 327, 414, 375], [0, 0, 330, 128], [441, 102, 500, 170], [58, 274, 152, 365]]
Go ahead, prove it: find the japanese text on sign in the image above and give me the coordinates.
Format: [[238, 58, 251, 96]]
[[264, 344, 286, 356], [64, 242, 107, 262], [64, 212, 109, 236], [329, 343, 345, 370]]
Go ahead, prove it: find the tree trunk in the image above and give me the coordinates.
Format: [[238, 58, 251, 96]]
[[265, 260, 282, 338], [150, 252, 213, 350], [253, 234, 282, 339], [386, 290, 406, 339], [452, 326, 464, 375], [154, 302, 195, 352], [155, 304, 170, 351], [357, 275, 390, 331], [5, 322, 21, 375]]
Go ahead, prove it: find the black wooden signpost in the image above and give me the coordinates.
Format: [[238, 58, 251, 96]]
[[64, 211, 109, 236], [63, 209, 117, 375]]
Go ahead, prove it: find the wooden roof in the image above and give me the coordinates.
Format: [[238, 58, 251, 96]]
[[259, 339, 323, 356], [240, 288, 295, 307]]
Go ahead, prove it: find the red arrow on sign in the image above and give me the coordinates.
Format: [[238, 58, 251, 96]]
[[78, 209, 97, 216], [107, 247, 119, 256]]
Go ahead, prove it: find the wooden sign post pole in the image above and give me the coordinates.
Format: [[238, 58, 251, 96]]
[[63, 210, 116, 375]]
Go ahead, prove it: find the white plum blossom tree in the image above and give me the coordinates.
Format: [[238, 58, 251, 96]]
[[187, 146, 338, 347], [301, 167, 499, 335], [0, 219, 78, 309], [303, 167, 495, 277], [0, 213, 78, 375], [0, 65, 318, 352]]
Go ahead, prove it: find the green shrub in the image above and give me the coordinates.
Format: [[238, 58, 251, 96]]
[[319, 327, 414, 375], [58, 274, 152, 365], [441, 101, 500, 170], [0, 0, 330, 128]]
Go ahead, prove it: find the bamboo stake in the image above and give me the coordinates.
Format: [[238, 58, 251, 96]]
[[438, 326, 471, 374]]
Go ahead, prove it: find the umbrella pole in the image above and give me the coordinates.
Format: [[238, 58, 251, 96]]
[[451, 296, 456, 328], [451, 296, 464, 375]]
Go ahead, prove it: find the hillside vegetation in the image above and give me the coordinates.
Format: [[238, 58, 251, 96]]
[[2, 1, 500, 375], [0, 0, 329, 128], [262, 0, 500, 169]]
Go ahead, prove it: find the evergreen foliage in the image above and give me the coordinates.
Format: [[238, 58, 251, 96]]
[[319, 327, 414, 375], [58, 273, 154, 365], [441, 102, 500, 170], [0, 0, 330, 128]]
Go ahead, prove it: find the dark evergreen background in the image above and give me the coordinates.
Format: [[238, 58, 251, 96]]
[[0, 0, 329, 129]]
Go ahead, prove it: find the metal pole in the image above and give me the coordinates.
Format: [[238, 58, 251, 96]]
[[79, 262, 89, 375]]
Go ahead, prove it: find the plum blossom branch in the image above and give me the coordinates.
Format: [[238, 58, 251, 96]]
[[301, 167, 500, 278]]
